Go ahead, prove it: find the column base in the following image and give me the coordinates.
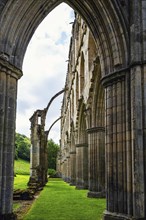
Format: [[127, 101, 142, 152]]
[[76, 184, 88, 190], [27, 177, 44, 191], [87, 190, 105, 198], [66, 177, 71, 183], [0, 213, 17, 220], [70, 180, 76, 186], [103, 211, 145, 220]]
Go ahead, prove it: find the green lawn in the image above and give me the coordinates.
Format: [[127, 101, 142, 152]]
[[14, 174, 30, 190], [14, 159, 30, 175], [14, 158, 30, 190], [24, 178, 106, 220]]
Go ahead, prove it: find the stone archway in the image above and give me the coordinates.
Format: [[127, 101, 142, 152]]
[[0, 1, 146, 220]]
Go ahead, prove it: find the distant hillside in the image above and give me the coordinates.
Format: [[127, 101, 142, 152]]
[[15, 133, 31, 161], [14, 158, 30, 175]]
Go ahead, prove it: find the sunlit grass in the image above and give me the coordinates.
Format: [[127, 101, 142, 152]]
[[24, 178, 106, 220], [14, 159, 30, 175], [13, 202, 21, 211], [14, 174, 30, 189]]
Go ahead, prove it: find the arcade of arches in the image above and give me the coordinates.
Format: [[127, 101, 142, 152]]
[[0, 1, 146, 220]]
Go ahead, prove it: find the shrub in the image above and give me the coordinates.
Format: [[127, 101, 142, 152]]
[[48, 169, 57, 177]]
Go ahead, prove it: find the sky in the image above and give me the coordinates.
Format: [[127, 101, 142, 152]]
[[16, 3, 74, 144]]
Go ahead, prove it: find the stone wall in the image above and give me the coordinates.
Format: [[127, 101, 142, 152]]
[[59, 14, 105, 197]]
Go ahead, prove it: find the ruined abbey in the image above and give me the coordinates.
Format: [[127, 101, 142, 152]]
[[0, 1, 146, 220], [58, 13, 105, 196]]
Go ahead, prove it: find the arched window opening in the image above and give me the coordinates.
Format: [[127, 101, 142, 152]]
[[79, 52, 85, 96]]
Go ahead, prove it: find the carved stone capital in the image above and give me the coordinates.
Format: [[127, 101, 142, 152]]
[[70, 151, 76, 155], [75, 143, 88, 148], [87, 126, 105, 133], [0, 57, 22, 79], [101, 67, 127, 87]]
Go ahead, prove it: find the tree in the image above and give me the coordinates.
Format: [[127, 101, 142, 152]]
[[48, 139, 60, 170], [15, 133, 31, 161]]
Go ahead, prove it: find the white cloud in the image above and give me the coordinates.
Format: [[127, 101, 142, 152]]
[[16, 3, 74, 144]]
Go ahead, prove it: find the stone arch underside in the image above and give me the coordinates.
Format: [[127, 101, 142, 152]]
[[0, 0, 128, 74]]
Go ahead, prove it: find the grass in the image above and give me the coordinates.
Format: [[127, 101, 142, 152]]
[[14, 158, 30, 175], [14, 174, 30, 190], [13, 202, 21, 211], [14, 158, 30, 189], [13, 159, 30, 213], [24, 178, 106, 220]]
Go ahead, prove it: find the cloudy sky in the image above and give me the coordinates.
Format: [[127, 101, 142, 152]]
[[16, 3, 74, 144]]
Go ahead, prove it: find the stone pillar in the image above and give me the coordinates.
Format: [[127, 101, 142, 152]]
[[65, 141, 71, 183], [41, 131, 48, 185], [63, 159, 67, 181], [66, 155, 71, 182], [129, 65, 145, 219], [76, 143, 88, 189], [87, 127, 105, 198], [56, 152, 62, 177], [70, 129, 76, 185], [60, 161, 64, 179], [103, 0, 146, 218], [0, 58, 22, 219], [28, 109, 48, 189], [102, 66, 146, 219], [103, 72, 128, 219], [70, 151, 76, 185]]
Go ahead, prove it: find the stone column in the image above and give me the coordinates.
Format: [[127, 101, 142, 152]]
[[87, 127, 105, 198], [66, 155, 71, 183], [129, 65, 145, 219], [103, 72, 128, 219], [70, 151, 76, 185], [76, 143, 88, 189], [28, 109, 48, 189], [41, 131, 48, 185], [56, 152, 62, 177], [70, 130, 76, 185], [63, 159, 67, 181], [28, 112, 40, 186], [102, 66, 146, 219], [0, 58, 22, 219], [65, 141, 71, 183], [103, 0, 146, 218]]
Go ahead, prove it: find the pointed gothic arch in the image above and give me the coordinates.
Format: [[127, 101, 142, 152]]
[[0, 0, 128, 72], [79, 52, 85, 96]]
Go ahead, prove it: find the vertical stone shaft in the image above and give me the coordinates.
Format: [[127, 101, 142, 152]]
[[64, 159, 67, 181], [0, 59, 22, 216], [66, 155, 70, 182], [29, 109, 48, 187], [130, 66, 145, 218], [29, 115, 40, 183], [76, 144, 88, 189], [104, 75, 128, 216], [40, 132, 48, 185], [70, 151, 76, 185], [87, 127, 105, 198], [70, 131, 76, 185], [103, 66, 146, 220]]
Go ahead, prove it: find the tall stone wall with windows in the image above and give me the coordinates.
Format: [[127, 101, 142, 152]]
[[59, 14, 105, 198]]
